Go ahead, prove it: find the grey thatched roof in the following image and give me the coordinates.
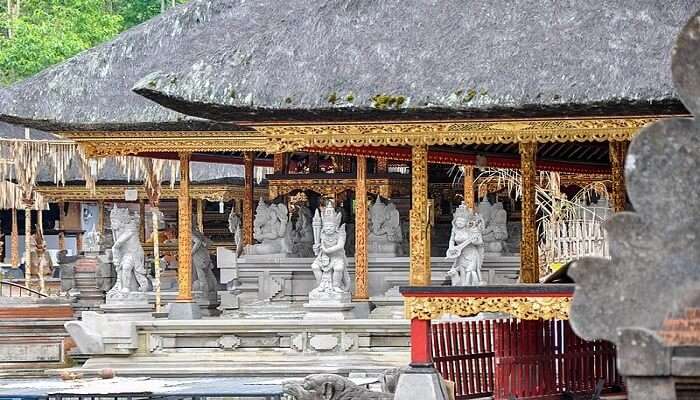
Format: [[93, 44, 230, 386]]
[[0, 121, 58, 140], [1, 0, 697, 130]]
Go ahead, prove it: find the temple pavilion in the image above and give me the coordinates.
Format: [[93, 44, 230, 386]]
[[0, 0, 696, 397]]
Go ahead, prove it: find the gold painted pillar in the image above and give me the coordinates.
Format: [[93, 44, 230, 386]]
[[97, 201, 105, 234], [463, 165, 475, 210], [11, 208, 19, 267], [354, 156, 369, 300], [23, 204, 31, 284], [409, 145, 431, 286], [57, 202, 65, 252], [176, 152, 193, 302], [243, 152, 255, 246], [609, 141, 627, 213], [196, 199, 204, 233], [139, 199, 146, 242], [519, 142, 539, 283]]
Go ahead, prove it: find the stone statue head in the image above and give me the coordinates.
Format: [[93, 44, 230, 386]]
[[110, 205, 132, 231], [321, 201, 342, 234], [453, 202, 470, 229]]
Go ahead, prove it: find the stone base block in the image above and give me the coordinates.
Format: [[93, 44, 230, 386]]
[[394, 366, 450, 400], [168, 301, 202, 320], [303, 302, 355, 320]]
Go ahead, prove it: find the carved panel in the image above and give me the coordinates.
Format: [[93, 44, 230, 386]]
[[404, 296, 571, 320]]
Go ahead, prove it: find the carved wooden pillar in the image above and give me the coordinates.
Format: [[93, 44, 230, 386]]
[[23, 205, 31, 283], [139, 199, 146, 242], [609, 141, 628, 213], [37, 207, 43, 234], [409, 145, 431, 286], [355, 156, 368, 300], [97, 200, 105, 234], [243, 152, 255, 246], [176, 152, 193, 302], [11, 207, 19, 267], [273, 152, 286, 174], [376, 158, 388, 174], [196, 199, 204, 233], [519, 142, 539, 283], [463, 165, 475, 210]]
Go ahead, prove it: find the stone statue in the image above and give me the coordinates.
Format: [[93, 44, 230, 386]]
[[283, 374, 394, 400], [192, 227, 218, 298], [478, 198, 508, 254], [310, 200, 351, 301], [29, 227, 53, 278], [367, 198, 405, 256], [107, 206, 150, 299], [245, 199, 290, 255], [290, 204, 315, 257], [446, 203, 485, 286], [83, 230, 103, 254], [227, 208, 242, 251]]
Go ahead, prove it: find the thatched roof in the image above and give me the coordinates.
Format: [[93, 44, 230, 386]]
[[0, 0, 696, 130]]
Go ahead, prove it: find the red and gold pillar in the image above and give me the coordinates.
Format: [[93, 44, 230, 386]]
[[408, 144, 433, 367], [519, 142, 539, 283], [243, 152, 255, 246], [354, 156, 368, 300], [273, 152, 286, 174], [176, 152, 193, 302]]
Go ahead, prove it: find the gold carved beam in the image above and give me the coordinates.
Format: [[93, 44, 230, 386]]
[[404, 296, 571, 320], [258, 117, 660, 152], [266, 177, 411, 198], [36, 184, 266, 203], [59, 131, 269, 157]]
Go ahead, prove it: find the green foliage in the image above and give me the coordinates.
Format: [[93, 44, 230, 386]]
[[0, 0, 189, 85]]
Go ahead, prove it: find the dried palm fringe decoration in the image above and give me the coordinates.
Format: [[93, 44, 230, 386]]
[[451, 166, 612, 272]]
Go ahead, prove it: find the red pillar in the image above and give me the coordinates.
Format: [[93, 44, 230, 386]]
[[411, 319, 433, 367]]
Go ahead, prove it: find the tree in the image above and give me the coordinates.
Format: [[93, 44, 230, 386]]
[[0, 0, 189, 85]]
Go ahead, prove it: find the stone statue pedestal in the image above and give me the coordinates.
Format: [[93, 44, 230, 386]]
[[370, 286, 405, 319], [303, 291, 355, 320], [167, 301, 202, 320], [101, 293, 153, 320], [368, 240, 403, 257]]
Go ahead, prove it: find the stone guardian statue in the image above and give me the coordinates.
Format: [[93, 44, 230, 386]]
[[107, 205, 150, 299], [446, 203, 485, 286], [310, 200, 351, 301]]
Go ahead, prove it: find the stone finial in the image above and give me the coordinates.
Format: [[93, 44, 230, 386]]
[[570, 10, 700, 345]]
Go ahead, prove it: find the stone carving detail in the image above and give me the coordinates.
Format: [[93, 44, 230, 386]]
[[29, 228, 53, 278], [291, 333, 305, 352], [149, 334, 163, 353], [368, 198, 405, 256], [283, 374, 394, 400], [245, 199, 290, 255], [217, 335, 242, 350], [192, 227, 218, 299], [107, 206, 150, 300], [569, 13, 700, 400], [310, 200, 352, 302], [309, 334, 339, 351], [477, 199, 509, 254], [446, 203, 485, 286], [290, 205, 315, 257], [340, 334, 357, 352]]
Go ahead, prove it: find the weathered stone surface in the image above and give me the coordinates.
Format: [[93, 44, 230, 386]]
[[283, 374, 393, 400]]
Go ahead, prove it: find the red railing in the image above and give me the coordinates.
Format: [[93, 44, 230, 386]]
[[432, 319, 623, 400]]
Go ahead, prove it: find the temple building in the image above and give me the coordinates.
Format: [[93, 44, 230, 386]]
[[0, 1, 697, 399]]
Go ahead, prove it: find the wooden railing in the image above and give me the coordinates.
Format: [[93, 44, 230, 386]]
[[0, 280, 47, 298], [432, 319, 623, 400]]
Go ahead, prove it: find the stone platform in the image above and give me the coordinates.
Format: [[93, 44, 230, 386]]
[[222, 255, 520, 306], [61, 318, 409, 378]]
